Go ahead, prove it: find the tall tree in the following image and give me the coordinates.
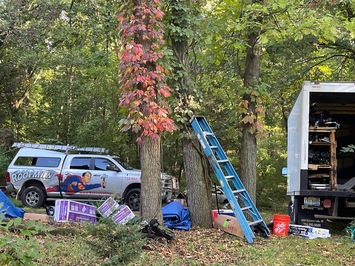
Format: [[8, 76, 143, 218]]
[[166, 0, 212, 228], [197, 0, 266, 203], [118, 0, 175, 222], [239, 0, 264, 202]]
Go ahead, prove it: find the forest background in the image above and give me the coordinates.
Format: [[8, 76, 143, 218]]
[[1, 0, 355, 211]]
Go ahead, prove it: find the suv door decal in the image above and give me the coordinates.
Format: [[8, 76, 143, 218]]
[[46, 171, 106, 195]]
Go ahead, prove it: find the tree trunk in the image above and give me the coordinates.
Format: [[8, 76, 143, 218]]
[[240, 123, 257, 202], [240, 19, 261, 203], [164, 0, 212, 227], [130, 0, 165, 223], [140, 135, 163, 223], [183, 132, 212, 228]]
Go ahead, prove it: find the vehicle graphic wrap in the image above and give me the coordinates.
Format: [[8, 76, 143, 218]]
[[11, 169, 57, 183], [46, 171, 106, 195]]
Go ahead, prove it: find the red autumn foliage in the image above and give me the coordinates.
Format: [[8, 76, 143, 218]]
[[118, 1, 175, 141]]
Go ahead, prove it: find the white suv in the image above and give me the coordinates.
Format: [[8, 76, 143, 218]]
[[6, 144, 178, 211]]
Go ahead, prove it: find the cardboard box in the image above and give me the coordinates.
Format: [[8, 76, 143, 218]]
[[111, 205, 135, 225], [212, 209, 234, 221], [97, 197, 120, 218], [54, 200, 97, 224], [289, 224, 331, 239], [289, 224, 311, 237], [213, 214, 244, 239], [24, 213, 51, 222], [96, 198, 135, 225]]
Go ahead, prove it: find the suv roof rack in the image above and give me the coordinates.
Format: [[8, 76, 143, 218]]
[[12, 142, 109, 154]]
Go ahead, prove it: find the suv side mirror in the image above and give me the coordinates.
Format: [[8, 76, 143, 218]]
[[107, 164, 120, 172]]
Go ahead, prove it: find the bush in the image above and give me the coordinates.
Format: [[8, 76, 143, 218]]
[[84, 217, 145, 266], [0, 212, 54, 265]]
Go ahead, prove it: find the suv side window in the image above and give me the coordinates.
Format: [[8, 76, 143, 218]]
[[14, 156, 61, 167], [35, 157, 61, 167], [94, 158, 116, 171], [70, 157, 91, 170]]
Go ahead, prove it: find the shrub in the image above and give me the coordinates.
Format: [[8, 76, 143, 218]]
[[0, 211, 54, 265], [84, 217, 145, 265]]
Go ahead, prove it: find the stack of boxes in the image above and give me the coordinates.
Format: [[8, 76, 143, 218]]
[[53, 198, 135, 225], [54, 200, 97, 224], [97, 197, 135, 225]]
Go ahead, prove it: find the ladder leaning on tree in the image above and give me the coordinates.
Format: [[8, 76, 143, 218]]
[[190, 116, 269, 244]]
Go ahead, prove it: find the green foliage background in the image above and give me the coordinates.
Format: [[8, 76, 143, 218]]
[[2, 0, 355, 208]]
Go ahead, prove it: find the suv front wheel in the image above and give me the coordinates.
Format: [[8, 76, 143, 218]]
[[21, 186, 46, 208], [125, 188, 140, 211]]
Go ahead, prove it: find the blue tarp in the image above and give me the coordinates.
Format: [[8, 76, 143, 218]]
[[0, 190, 25, 218], [162, 201, 191, 230]]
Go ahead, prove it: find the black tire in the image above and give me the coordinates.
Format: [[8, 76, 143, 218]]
[[21, 186, 46, 208], [124, 188, 141, 211]]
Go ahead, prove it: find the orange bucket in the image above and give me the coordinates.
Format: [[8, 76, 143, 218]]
[[273, 214, 290, 236]]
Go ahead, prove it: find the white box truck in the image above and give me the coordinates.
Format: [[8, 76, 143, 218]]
[[287, 81, 355, 228]]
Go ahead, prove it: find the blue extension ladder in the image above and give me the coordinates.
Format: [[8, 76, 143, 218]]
[[190, 116, 269, 243]]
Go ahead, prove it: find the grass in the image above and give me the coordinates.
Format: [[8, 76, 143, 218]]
[[4, 224, 354, 266], [3, 196, 355, 265], [135, 227, 354, 266]]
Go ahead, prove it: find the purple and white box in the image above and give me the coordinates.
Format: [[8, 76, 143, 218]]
[[111, 205, 135, 225], [54, 199, 97, 224], [97, 197, 120, 218]]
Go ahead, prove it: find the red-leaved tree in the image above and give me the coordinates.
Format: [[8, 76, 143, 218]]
[[117, 0, 175, 221]]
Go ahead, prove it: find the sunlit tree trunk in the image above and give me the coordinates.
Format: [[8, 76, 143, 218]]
[[140, 135, 163, 222]]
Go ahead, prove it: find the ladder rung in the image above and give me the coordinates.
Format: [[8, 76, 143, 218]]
[[248, 219, 263, 226], [225, 175, 234, 180], [203, 132, 213, 136], [241, 206, 252, 211], [217, 159, 229, 163], [210, 145, 218, 149], [232, 189, 246, 194]]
